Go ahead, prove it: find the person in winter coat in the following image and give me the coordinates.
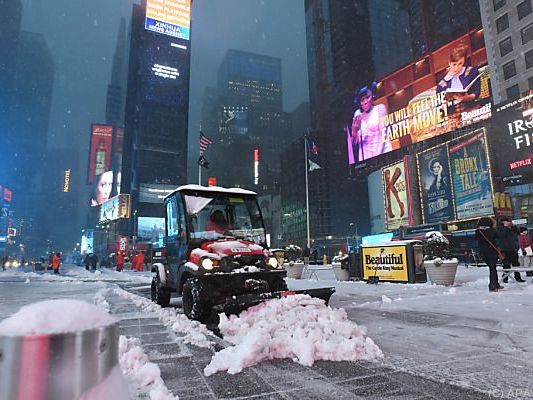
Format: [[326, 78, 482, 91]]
[[136, 251, 145, 272], [476, 217, 503, 292], [84, 254, 91, 271], [131, 252, 138, 271], [90, 253, 98, 271], [1, 255, 7, 271], [116, 251, 124, 272], [52, 253, 61, 275], [497, 218, 525, 283], [518, 228, 533, 275]]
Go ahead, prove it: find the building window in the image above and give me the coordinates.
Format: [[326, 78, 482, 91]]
[[503, 60, 517, 79], [528, 76, 533, 90], [523, 23, 533, 44], [507, 84, 520, 100], [496, 14, 509, 33], [526, 49, 533, 68], [494, 0, 506, 11], [499, 37, 513, 57], [518, 0, 532, 19]]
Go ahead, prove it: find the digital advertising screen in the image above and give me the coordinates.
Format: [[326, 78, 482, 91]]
[[112, 127, 124, 196], [218, 107, 249, 136], [88, 124, 114, 184], [145, 0, 191, 40], [489, 92, 533, 181], [90, 171, 114, 207], [142, 33, 190, 107], [449, 130, 493, 220], [138, 217, 165, 244], [347, 30, 491, 165], [417, 144, 455, 223], [382, 158, 412, 230]]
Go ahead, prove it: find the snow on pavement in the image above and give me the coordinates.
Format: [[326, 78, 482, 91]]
[[113, 288, 216, 348], [204, 294, 383, 376]]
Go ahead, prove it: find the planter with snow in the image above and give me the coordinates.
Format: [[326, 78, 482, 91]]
[[285, 262, 304, 279], [0, 300, 127, 400], [332, 262, 350, 281], [423, 259, 458, 286]]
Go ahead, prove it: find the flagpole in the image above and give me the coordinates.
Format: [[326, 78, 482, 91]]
[[304, 136, 310, 249], [198, 161, 201, 185]]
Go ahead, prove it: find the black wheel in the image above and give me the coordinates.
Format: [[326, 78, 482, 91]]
[[270, 275, 288, 292], [151, 276, 171, 307], [182, 278, 212, 323]]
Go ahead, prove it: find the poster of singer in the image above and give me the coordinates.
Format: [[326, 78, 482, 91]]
[[449, 129, 493, 220], [417, 145, 455, 223]]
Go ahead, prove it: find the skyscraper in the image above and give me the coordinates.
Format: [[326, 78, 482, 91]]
[[121, 1, 191, 234], [105, 18, 129, 127]]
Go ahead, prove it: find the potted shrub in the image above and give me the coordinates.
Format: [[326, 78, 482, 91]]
[[332, 254, 350, 281], [283, 245, 304, 279], [423, 231, 458, 286]]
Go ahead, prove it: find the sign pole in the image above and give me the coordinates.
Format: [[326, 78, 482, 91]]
[[304, 136, 310, 249]]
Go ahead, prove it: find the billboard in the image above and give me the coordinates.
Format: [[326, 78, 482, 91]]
[[362, 245, 409, 282], [489, 92, 533, 180], [90, 171, 114, 207], [99, 194, 131, 223], [112, 127, 124, 196], [382, 158, 412, 230], [142, 33, 190, 107], [449, 130, 493, 220], [145, 0, 191, 40], [218, 107, 249, 136], [139, 183, 176, 203], [88, 124, 113, 184], [417, 145, 455, 223], [347, 31, 491, 164], [138, 217, 165, 244]]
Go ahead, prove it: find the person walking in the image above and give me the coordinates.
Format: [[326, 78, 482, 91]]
[[1, 255, 7, 271], [84, 254, 91, 271], [52, 252, 61, 275], [498, 218, 525, 283], [131, 252, 138, 271], [476, 217, 504, 292], [518, 227, 533, 276], [116, 251, 124, 272], [90, 253, 99, 271], [136, 251, 145, 272]]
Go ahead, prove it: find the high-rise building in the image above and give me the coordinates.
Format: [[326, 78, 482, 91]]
[[479, 0, 533, 104], [121, 1, 191, 233], [105, 18, 129, 127], [203, 50, 290, 194]]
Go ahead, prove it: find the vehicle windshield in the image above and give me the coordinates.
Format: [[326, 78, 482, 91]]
[[184, 194, 265, 244]]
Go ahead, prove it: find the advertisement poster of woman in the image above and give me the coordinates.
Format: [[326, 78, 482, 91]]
[[417, 145, 455, 223], [347, 83, 392, 163]]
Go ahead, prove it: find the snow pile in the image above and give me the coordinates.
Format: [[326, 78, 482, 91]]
[[114, 288, 215, 348], [94, 289, 111, 313], [0, 299, 116, 336], [80, 365, 130, 400], [204, 294, 383, 376], [230, 265, 260, 274], [119, 336, 177, 400]]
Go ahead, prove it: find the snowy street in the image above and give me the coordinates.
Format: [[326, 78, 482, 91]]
[[1, 265, 533, 399]]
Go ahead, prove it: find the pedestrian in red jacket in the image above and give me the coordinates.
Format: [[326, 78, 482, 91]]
[[136, 251, 145, 272], [116, 251, 124, 272], [52, 253, 61, 275]]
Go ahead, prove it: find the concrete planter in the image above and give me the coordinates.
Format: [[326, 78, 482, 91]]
[[332, 262, 350, 281], [285, 262, 304, 279], [423, 259, 458, 286]]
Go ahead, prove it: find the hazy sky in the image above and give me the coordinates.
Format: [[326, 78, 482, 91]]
[[19, 0, 309, 174]]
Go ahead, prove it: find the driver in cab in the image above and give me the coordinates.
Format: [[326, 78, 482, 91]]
[[207, 210, 231, 234]]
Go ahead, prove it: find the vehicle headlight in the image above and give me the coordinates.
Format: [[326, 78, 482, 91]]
[[13, 261, 19, 268], [6, 261, 12, 267], [201, 257, 214, 270], [267, 257, 279, 268]]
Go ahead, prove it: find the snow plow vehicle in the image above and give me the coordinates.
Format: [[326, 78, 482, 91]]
[[150, 185, 335, 323]]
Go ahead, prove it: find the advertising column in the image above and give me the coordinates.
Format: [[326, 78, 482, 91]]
[[449, 129, 494, 220]]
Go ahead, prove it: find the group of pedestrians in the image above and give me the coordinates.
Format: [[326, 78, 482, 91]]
[[115, 251, 145, 272], [476, 217, 533, 292]]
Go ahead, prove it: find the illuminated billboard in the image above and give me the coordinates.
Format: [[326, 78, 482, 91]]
[[145, 0, 191, 40], [142, 33, 190, 107], [99, 194, 131, 223], [489, 92, 533, 181], [90, 171, 114, 207], [218, 107, 249, 136], [88, 124, 113, 184], [138, 217, 165, 244], [139, 183, 176, 203], [347, 30, 491, 164], [382, 158, 412, 230]]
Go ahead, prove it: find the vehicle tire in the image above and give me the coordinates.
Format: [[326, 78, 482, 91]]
[[270, 275, 288, 292], [182, 278, 212, 323], [151, 275, 171, 307]]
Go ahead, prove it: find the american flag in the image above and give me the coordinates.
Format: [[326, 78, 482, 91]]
[[199, 132, 213, 155]]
